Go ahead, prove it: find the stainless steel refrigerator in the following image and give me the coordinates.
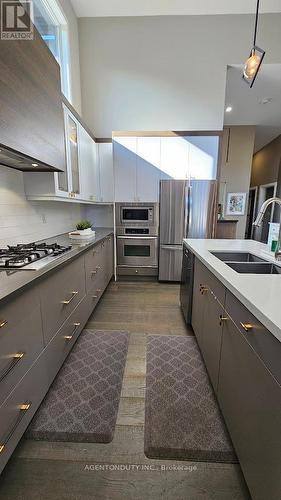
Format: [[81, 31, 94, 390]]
[[158, 179, 217, 281]]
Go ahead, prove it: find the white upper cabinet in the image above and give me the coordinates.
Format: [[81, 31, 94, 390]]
[[188, 135, 219, 180], [160, 137, 189, 180], [98, 143, 114, 203], [136, 137, 161, 202], [24, 105, 107, 204], [79, 125, 100, 202], [113, 137, 137, 202]]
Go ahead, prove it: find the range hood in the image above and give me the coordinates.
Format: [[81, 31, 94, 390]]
[[0, 144, 61, 172]]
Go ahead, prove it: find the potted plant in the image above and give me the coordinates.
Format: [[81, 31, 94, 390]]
[[75, 220, 93, 235]]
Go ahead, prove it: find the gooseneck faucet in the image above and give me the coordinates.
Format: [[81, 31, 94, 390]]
[[253, 197, 281, 260]]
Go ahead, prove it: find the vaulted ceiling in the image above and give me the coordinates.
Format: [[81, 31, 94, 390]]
[[70, 0, 281, 18]]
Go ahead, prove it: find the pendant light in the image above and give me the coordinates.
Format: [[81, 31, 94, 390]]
[[242, 0, 265, 87]]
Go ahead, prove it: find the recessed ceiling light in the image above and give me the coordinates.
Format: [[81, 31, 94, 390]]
[[259, 97, 273, 105], [225, 106, 232, 113], [31, 163, 39, 167]]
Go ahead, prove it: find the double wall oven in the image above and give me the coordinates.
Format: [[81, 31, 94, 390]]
[[116, 203, 159, 276]]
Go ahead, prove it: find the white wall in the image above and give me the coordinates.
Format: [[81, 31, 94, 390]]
[[0, 166, 82, 246], [58, 0, 82, 112], [84, 204, 114, 228], [78, 14, 281, 137], [0, 166, 112, 247]]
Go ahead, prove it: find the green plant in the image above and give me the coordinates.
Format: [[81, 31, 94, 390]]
[[76, 220, 92, 231]]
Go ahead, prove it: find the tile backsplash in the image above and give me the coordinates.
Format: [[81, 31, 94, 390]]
[[0, 166, 113, 247]]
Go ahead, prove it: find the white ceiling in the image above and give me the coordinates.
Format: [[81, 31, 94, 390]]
[[70, 0, 281, 18], [224, 64, 281, 152]]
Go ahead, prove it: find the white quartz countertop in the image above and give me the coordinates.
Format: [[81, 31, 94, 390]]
[[183, 238, 281, 343]]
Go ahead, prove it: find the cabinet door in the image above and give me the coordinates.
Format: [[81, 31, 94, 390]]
[[62, 106, 81, 198], [191, 258, 208, 347], [79, 126, 100, 202], [98, 143, 114, 202], [201, 290, 224, 392], [218, 310, 281, 500], [191, 258, 225, 392], [160, 137, 189, 180], [113, 137, 137, 202], [136, 137, 160, 202]]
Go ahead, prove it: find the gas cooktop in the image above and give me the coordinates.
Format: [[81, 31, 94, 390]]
[[0, 242, 72, 270]]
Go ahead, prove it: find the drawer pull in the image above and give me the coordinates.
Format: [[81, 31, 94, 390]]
[[0, 319, 8, 329], [64, 322, 81, 341], [219, 315, 229, 326], [240, 322, 253, 332], [200, 285, 208, 295], [96, 289, 102, 293], [0, 402, 31, 453], [61, 291, 78, 305], [0, 352, 25, 383], [92, 295, 98, 299]]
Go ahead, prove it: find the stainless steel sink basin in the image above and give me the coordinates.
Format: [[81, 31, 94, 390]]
[[210, 251, 267, 263], [226, 262, 281, 274]]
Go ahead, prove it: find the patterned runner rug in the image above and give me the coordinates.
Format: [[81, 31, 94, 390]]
[[144, 335, 237, 462], [26, 329, 129, 443]]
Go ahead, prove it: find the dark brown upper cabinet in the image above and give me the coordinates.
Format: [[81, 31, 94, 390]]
[[0, 0, 66, 172]]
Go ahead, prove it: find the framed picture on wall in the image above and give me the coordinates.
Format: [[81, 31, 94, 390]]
[[226, 192, 247, 216]]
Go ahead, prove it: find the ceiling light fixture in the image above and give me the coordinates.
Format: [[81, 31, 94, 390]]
[[225, 106, 232, 113], [31, 163, 39, 167], [242, 0, 265, 88]]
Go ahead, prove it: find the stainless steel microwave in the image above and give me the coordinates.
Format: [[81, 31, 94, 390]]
[[116, 202, 159, 227]]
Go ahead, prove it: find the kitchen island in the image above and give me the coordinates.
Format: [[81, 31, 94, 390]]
[[183, 238, 281, 500]]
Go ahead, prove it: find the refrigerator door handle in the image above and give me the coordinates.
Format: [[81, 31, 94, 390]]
[[184, 182, 190, 238], [161, 245, 183, 251]]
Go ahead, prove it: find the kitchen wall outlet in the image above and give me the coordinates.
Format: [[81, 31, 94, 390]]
[[41, 214, 47, 224]]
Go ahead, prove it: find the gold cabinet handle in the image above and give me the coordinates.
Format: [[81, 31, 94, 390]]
[[61, 291, 78, 305], [0, 319, 8, 329], [0, 352, 25, 383], [92, 295, 98, 299], [219, 315, 229, 326], [240, 322, 253, 332], [0, 402, 31, 453], [200, 285, 208, 295], [64, 322, 81, 341]]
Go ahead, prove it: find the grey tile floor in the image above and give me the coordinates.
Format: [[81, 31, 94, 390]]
[[0, 281, 251, 500]]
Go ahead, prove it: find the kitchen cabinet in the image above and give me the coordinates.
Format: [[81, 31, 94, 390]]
[[191, 253, 281, 500], [218, 295, 281, 500], [136, 137, 161, 202], [191, 258, 225, 391], [79, 126, 100, 202], [0, 8, 65, 172], [0, 287, 44, 406], [24, 105, 101, 203], [114, 136, 161, 202], [113, 137, 137, 202], [98, 143, 114, 203], [160, 137, 188, 179], [0, 234, 113, 474]]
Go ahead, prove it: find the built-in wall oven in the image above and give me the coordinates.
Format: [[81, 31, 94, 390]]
[[115, 203, 159, 277]]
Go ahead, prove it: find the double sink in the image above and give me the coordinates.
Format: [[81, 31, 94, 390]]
[[210, 251, 281, 274]]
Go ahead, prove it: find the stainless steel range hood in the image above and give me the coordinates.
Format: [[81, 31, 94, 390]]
[[0, 144, 61, 172]]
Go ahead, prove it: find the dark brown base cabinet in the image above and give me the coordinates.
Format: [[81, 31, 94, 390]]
[[0, 235, 114, 474], [192, 256, 281, 500]]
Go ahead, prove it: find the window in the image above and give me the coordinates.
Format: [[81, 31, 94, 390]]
[[33, 0, 71, 100]]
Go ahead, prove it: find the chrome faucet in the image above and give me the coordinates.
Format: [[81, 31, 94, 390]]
[[253, 197, 281, 260]]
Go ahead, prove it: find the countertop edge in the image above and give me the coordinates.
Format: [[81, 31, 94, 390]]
[[184, 239, 281, 343], [0, 229, 114, 305]]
